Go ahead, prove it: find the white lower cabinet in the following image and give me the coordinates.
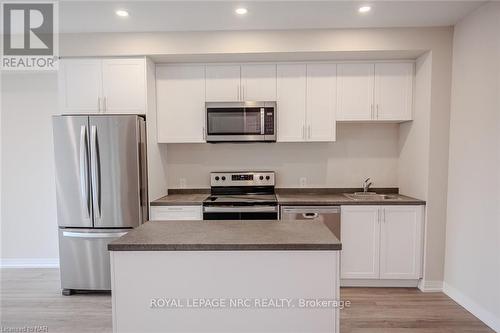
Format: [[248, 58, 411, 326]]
[[341, 205, 424, 281], [340, 206, 380, 279], [379, 206, 423, 279], [150, 206, 203, 221]]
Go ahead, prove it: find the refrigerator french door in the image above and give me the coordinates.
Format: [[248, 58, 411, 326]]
[[53, 115, 147, 294]]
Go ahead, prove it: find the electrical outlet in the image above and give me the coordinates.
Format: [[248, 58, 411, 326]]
[[179, 178, 187, 188], [299, 177, 307, 188]]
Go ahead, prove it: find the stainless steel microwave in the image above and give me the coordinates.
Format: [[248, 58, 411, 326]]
[[205, 101, 276, 142]]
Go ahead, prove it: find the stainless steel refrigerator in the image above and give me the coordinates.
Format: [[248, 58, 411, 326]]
[[52, 115, 147, 295]]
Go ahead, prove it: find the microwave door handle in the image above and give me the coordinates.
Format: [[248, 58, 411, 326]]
[[260, 108, 265, 135]]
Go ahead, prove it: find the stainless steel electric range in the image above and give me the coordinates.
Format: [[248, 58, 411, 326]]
[[202, 171, 278, 220]]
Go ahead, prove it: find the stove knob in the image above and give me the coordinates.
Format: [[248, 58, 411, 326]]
[[259, 176, 264, 180], [215, 176, 220, 181], [221, 176, 226, 181], [265, 176, 270, 180]]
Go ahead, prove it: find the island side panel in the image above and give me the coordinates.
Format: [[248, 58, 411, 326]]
[[111, 250, 340, 333]]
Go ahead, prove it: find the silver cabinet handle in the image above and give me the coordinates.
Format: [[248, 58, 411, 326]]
[[63, 231, 128, 238], [79, 126, 90, 218], [90, 125, 101, 219], [371, 104, 374, 119], [376, 104, 379, 119], [308, 125, 311, 139], [103, 97, 107, 112], [202, 126, 206, 140], [302, 125, 305, 140]]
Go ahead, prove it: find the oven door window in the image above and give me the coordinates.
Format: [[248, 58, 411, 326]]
[[207, 108, 262, 135]]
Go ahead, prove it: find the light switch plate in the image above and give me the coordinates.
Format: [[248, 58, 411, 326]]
[[299, 177, 307, 187]]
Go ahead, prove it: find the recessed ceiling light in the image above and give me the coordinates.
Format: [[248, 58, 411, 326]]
[[235, 7, 248, 15], [115, 10, 129, 17], [358, 6, 371, 13]]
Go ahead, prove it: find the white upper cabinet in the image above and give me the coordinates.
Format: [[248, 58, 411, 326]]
[[374, 63, 414, 121], [241, 64, 277, 101], [156, 65, 206, 143], [276, 64, 307, 142], [206, 64, 277, 102], [101, 59, 146, 114], [306, 64, 337, 142], [336, 63, 374, 121], [337, 62, 414, 122], [205, 65, 241, 102], [59, 58, 146, 115], [341, 206, 381, 279], [379, 206, 423, 279], [59, 59, 102, 114]]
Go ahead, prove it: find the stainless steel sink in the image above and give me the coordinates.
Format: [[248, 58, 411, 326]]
[[343, 193, 401, 201]]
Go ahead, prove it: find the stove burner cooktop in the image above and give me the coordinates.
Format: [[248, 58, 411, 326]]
[[203, 194, 277, 206]]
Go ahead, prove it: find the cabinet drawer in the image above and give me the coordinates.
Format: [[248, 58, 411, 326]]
[[150, 206, 202, 221]]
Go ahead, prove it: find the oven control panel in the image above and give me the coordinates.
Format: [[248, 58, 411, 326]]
[[210, 171, 275, 187]]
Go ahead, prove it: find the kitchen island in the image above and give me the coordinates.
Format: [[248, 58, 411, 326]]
[[108, 220, 342, 333]]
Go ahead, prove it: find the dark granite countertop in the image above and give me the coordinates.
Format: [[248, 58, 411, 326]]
[[108, 220, 341, 251], [151, 189, 425, 206], [276, 191, 425, 206], [150, 193, 209, 206]]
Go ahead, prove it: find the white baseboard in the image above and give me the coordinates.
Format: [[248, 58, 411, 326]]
[[0, 258, 59, 268], [443, 282, 500, 332], [418, 279, 443, 292], [341, 279, 419, 288]]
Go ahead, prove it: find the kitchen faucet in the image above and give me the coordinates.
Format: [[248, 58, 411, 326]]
[[363, 178, 373, 193]]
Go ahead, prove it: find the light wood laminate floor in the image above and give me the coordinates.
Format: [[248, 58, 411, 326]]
[[1, 269, 494, 333]]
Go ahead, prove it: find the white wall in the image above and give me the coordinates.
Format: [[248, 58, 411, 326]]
[[167, 123, 399, 189], [1, 27, 453, 281], [1, 72, 59, 262], [444, 2, 500, 331]]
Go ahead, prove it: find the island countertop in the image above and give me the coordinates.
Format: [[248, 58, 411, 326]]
[[108, 220, 341, 251]]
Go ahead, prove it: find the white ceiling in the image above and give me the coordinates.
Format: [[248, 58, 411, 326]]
[[59, 1, 485, 34]]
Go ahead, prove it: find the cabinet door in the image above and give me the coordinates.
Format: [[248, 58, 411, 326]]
[[276, 64, 307, 142], [59, 59, 102, 114], [340, 206, 380, 279], [306, 63, 336, 142], [379, 206, 423, 279], [336, 63, 374, 121], [156, 65, 206, 143], [101, 59, 146, 114], [241, 64, 277, 101], [374, 63, 413, 121], [205, 65, 241, 102]]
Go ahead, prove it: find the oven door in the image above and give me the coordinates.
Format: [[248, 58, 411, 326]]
[[203, 205, 278, 220]]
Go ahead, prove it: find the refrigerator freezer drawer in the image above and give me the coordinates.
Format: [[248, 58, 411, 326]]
[[58, 228, 129, 291]]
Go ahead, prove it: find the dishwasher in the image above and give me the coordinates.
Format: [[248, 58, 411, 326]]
[[280, 206, 341, 240]]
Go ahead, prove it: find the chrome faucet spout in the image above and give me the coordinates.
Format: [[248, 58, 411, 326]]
[[363, 178, 372, 193]]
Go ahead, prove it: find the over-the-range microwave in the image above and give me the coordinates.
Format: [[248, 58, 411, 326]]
[[205, 101, 276, 143]]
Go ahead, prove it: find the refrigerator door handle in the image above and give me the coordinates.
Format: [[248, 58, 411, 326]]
[[62, 231, 128, 238], [90, 125, 101, 219], [79, 126, 90, 218]]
